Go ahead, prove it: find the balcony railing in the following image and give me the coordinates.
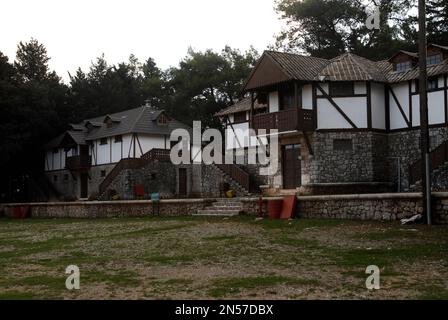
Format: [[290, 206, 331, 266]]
[[252, 108, 315, 132], [65, 155, 92, 171]]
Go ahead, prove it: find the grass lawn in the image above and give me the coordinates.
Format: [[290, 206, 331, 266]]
[[0, 216, 447, 300]]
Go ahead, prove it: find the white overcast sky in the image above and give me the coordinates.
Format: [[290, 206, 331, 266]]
[[1, 0, 285, 82]]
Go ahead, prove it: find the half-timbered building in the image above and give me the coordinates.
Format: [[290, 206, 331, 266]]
[[44, 103, 191, 199], [217, 44, 448, 195]]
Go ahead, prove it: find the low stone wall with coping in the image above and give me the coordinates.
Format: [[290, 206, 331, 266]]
[[1, 193, 448, 224], [0, 199, 214, 218], [240, 193, 448, 224]]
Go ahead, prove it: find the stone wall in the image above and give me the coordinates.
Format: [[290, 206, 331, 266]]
[[2, 193, 448, 224], [104, 161, 177, 200], [310, 131, 388, 184], [240, 193, 448, 224], [388, 127, 448, 191], [45, 164, 117, 200], [1, 199, 212, 218]]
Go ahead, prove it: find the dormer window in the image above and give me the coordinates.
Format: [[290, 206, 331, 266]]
[[395, 61, 412, 72], [427, 54, 442, 65], [158, 114, 169, 125]]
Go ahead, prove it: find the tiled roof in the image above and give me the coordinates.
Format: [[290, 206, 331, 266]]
[[316, 53, 387, 82], [266, 51, 330, 81], [215, 98, 267, 117], [46, 105, 190, 149]]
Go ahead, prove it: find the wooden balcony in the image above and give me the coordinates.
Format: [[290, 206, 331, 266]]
[[65, 155, 92, 172], [251, 108, 315, 133]]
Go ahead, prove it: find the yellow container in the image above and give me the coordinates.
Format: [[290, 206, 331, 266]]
[[225, 190, 234, 198]]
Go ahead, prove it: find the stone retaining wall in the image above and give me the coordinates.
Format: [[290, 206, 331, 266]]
[[2, 193, 448, 224], [240, 193, 448, 224], [0, 199, 213, 218]]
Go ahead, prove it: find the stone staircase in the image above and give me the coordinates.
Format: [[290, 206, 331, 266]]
[[212, 164, 251, 196], [195, 199, 244, 217], [409, 160, 448, 192], [409, 139, 448, 191]]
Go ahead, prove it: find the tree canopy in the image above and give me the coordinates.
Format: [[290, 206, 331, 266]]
[[274, 0, 421, 60]]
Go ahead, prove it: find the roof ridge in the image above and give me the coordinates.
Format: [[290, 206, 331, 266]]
[[266, 50, 329, 62], [130, 106, 148, 133], [346, 54, 375, 80]]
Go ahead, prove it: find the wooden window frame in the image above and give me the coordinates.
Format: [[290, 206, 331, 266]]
[[329, 82, 355, 97], [427, 54, 442, 66], [278, 84, 296, 110], [428, 77, 439, 91], [114, 135, 123, 143], [100, 138, 108, 145], [395, 61, 412, 72]]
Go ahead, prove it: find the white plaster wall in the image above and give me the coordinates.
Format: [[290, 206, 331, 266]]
[[317, 97, 367, 129], [96, 138, 111, 165], [438, 75, 445, 88], [225, 122, 265, 150], [371, 82, 386, 130], [428, 91, 445, 125], [122, 134, 133, 159], [318, 83, 329, 95], [138, 135, 166, 157], [112, 139, 123, 163], [412, 95, 420, 127], [302, 84, 313, 110], [354, 82, 367, 95], [269, 91, 279, 112], [389, 82, 410, 130]]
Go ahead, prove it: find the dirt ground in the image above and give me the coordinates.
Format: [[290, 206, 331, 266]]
[[0, 216, 447, 300]]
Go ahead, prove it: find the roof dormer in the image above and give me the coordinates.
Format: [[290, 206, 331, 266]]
[[84, 120, 102, 131], [103, 115, 122, 128], [389, 50, 418, 72], [156, 112, 170, 126]]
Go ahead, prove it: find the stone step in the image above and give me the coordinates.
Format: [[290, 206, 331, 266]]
[[193, 213, 239, 217], [202, 207, 243, 212], [195, 209, 241, 217], [209, 205, 243, 210]]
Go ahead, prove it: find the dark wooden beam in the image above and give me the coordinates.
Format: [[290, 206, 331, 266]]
[[226, 116, 243, 149], [312, 83, 318, 130], [409, 80, 413, 126], [250, 91, 255, 130], [445, 74, 448, 125], [136, 134, 144, 157], [366, 82, 372, 129], [385, 85, 390, 132], [316, 84, 358, 129], [388, 85, 411, 128], [302, 131, 314, 156]]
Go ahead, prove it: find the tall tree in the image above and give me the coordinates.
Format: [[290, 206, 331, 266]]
[[274, 0, 417, 60], [168, 47, 259, 128], [427, 0, 448, 44]]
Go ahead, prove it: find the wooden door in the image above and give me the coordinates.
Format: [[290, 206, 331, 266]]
[[80, 173, 88, 199], [178, 168, 187, 196], [282, 144, 302, 189]]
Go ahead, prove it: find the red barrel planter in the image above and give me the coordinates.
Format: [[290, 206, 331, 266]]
[[12, 206, 30, 219], [268, 200, 283, 219]]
